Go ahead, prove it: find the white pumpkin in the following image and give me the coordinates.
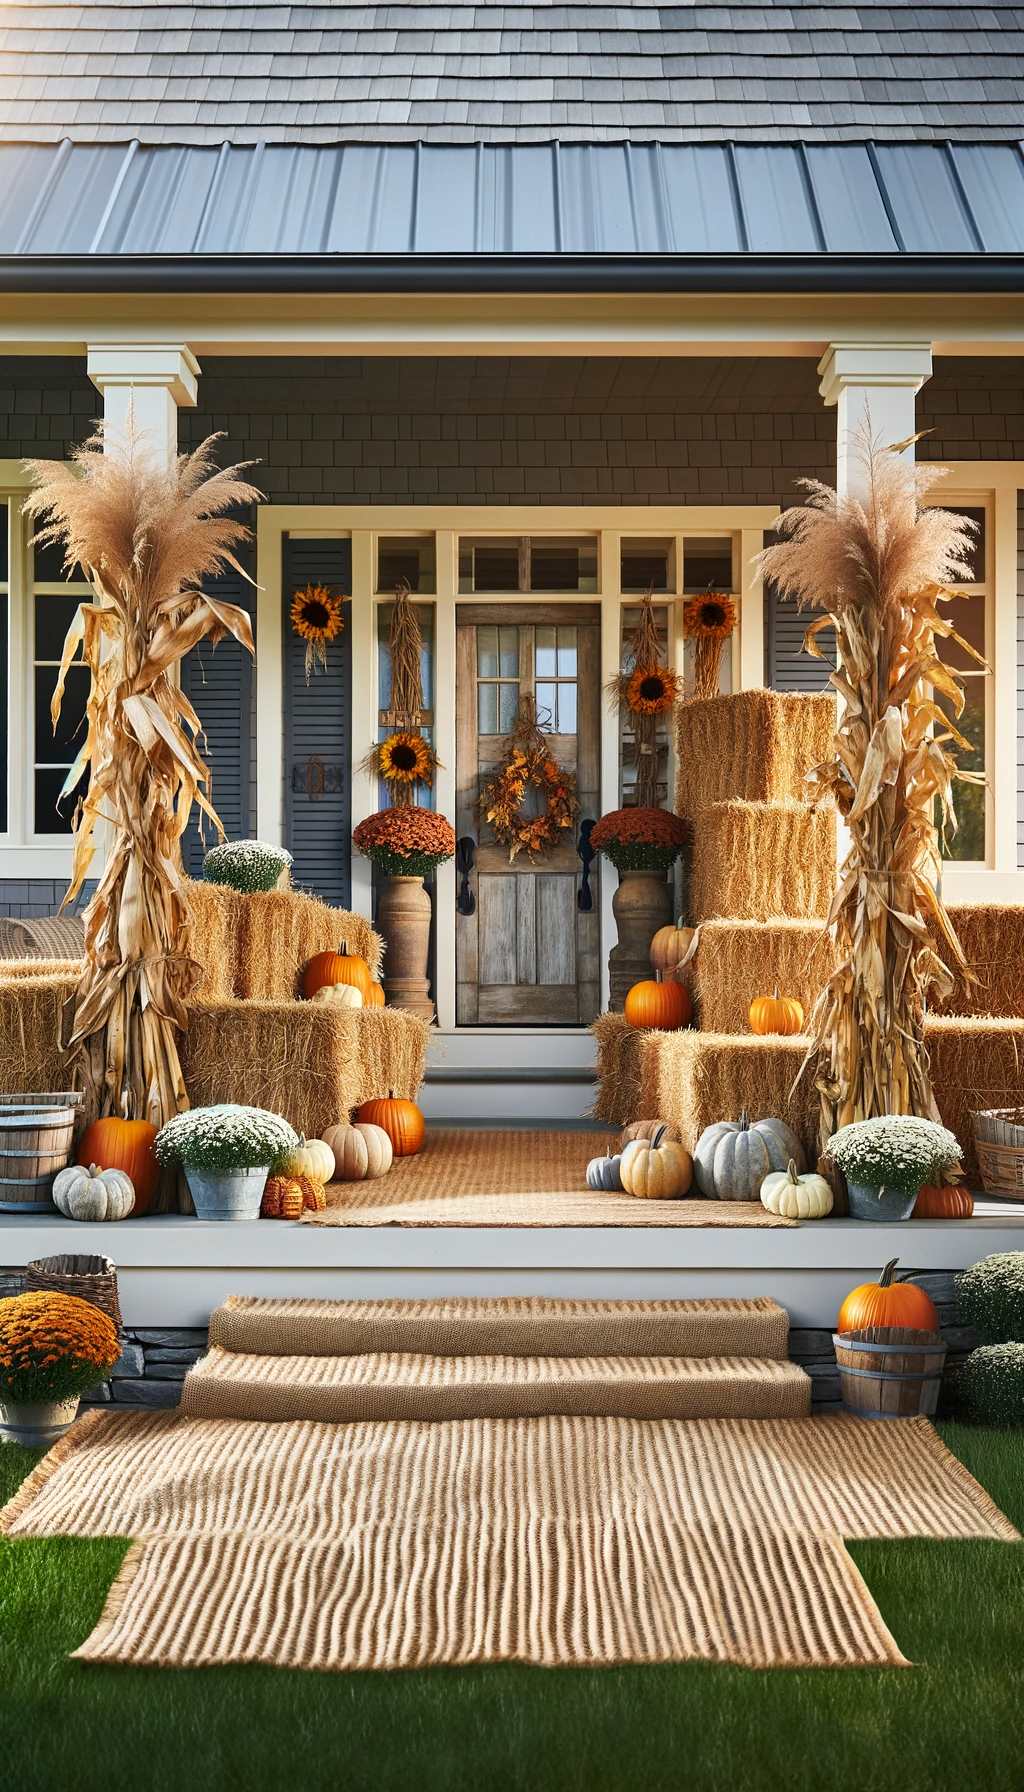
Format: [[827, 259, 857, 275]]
[[52, 1162, 135, 1222], [693, 1110, 805, 1202], [322, 1121, 393, 1182], [618, 1126, 693, 1200], [312, 984, 363, 1010], [279, 1136, 336, 1183], [760, 1159, 833, 1221]]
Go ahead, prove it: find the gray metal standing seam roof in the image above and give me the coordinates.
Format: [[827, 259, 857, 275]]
[[0, 1, 1022, 146]]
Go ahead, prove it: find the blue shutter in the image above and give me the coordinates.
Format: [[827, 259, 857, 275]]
[[180, 557, 254, 877], [763, 529, 836, 692], [283, 538, 352, 906]]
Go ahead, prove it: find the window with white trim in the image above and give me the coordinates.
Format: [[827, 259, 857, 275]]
[[933, 498, 991, 866]]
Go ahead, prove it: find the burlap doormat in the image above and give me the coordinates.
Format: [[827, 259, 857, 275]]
[[3, 1410, 1016, 1674], [303, 1129, 796, 1227]]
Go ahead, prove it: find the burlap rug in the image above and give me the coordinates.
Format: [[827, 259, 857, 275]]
[[303, 1129, 795, 1227], [2, 1410, 1015, 1674]]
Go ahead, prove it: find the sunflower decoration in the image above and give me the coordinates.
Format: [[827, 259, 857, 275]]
[[368, 728, 440, 805], [481, 699, 579, 862], [290, 583, 345, 682], [607, 588, 680, 808], [683, 592, 739, 700], [624, 662, 682, 716]]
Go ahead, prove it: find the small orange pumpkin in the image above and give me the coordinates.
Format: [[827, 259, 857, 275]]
[[624, 975, 693, 1032], [356, 1092, 425, 1158], [302, 944, 372, 1002], [913, 1180, 974, 1220], [260, 1175, 304, 1220], [649, 917, 696, 983], [749, 987, 805, 1037], [837, 1259, 939, 1334], [365, 980, 386, 1008], [77, 1115, 160, 1216]]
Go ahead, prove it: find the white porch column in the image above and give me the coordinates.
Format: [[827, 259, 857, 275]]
[[817, 342, 933, 498], [86, 343, 199, 466]]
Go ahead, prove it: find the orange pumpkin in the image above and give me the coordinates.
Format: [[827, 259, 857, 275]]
[[302, 944, 372, 1002], [365, 980, 386, 1008], [624, 976, 693, 1032], [837, 1259, 939, 1334], [649, 917, 696, 983], [749, 988, 805, 1037], [913, 1181, 974, 1220], [77, 1116, 159, 1216], [355, 1093, 425, 1157]]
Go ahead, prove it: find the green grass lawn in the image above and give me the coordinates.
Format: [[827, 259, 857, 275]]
[[1, 1424, 1022, 1792]]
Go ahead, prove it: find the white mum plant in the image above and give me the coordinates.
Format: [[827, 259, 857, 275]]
[[202, 839, 293, 893], [155, 1104, 299, 1171], [827, 1114, 960, 1196]]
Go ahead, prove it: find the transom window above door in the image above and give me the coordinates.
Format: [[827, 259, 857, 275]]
[[458, 535, 598, 594]]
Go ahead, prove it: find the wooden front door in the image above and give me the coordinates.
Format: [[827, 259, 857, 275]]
[[456, 605, 601, 1025]]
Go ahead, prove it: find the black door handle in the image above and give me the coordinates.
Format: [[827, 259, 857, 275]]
[[456, 836, 476, 915], [577, 818, 596, 912]]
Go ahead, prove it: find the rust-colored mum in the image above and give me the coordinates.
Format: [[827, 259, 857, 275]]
[[353, 805, 456, 876], [0, 1291, 119, 1404]]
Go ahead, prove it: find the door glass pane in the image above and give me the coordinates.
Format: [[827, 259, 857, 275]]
[[477, 682, 498, 735], [683, 537, 734, 592], [557, 627, 578, 675], [498, 682, 519, 734], [535, 626, 557, 678], [557, 682, 577, 734], [498, 627, 518, 677], [477, 626, 498, 678], [536, 681, 557, 729]]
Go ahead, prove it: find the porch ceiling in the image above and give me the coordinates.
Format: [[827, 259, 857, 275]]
[[0, 139, 1022, 293]]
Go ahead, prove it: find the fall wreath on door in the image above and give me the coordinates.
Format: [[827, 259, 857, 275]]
[[481, 698, 580, 862]]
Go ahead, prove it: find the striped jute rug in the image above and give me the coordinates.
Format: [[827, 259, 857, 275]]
[[2, 1410, 1016, 1674], [301, 1129, 795, 1227]]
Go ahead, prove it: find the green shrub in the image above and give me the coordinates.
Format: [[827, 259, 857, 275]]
[[202, 839, 293, 893], [956, 1253, 1024, 1343], [954, 1343, 1024, 1427]]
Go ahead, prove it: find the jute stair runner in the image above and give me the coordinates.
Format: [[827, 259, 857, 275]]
[[2, 1407, 1016, 1674], [301, 1129, 795, 1227]]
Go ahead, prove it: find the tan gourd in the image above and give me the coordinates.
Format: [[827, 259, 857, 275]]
[[620, 1119, 682, 1146], [649, 917, 696, 982], [323, 1121, 393, 1182], [618, 1126, 693, 1200], [760, 1159, 833, 1220], [312, 983, 364, 1011], [278, 1137, 335, 1184], [52, 1162, 135, 1222], [260, 1175, 304, 1220]]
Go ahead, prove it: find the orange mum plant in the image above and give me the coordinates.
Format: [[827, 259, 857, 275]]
[[353, 806, 456, 877], [0, 1291, 120, 1404], [590, 806, 690, 873]]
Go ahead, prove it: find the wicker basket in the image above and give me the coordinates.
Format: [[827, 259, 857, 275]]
[[972, 1106, 1024, 1199], [833, 1326, 947, 1419], [24, 1254, 122, 1336]]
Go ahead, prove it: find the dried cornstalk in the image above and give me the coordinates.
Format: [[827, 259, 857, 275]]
[[607, 588, 678, 809], [23, 427, 262, 1131], [758, 435, 985, 1143], [384, 579, 426, 729]]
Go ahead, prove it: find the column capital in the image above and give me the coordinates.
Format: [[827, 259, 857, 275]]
[[817, 341, 932, 407], [86, 343, 200, 409]]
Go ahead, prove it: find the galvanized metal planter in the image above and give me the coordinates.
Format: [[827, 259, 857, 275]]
[[184, 1165, 269, 1222], [0, 1394, 81, 1448], [845, 1180, 917, 1223]]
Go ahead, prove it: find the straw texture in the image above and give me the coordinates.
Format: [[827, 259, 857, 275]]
[[0, 957, 83, 983], [676, 691, 836, 817], [356, 1006, 429, 1101], [694, 919, 834, 1033], [0, 974, 76, 1100], [303, 1129, 794, 1226], [690, 800, 836, 923], [184, 881, 383, 999], [182, 1000, 363, 1140], [181, 1346, 811, 1422], [934, 905, 1024, 1019], [210, 1294, 791, 1360], [928, 1015, 1024, 1176]]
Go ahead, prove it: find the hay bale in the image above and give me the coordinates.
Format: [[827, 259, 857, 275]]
[[932, 906, 1024, 1019], [927, 1015, 1024, 1177], [591, 1014, 817, 1156], [676, 691, 836, 817], [355, 1008, 429, 1104], [181, 881, 236, 1001], [0, 957, 82, 983], [233, 887, 383, 999], [694, 919, 835, 1033], [0, 974, 76, 1095], [690, 799, 836, 923], [182, 1000, 364, 1140]]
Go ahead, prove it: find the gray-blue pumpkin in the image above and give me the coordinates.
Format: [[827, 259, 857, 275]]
[[586, 1149, 624, 1192]]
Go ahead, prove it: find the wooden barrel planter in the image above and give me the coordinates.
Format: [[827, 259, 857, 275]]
[[0, 1103, 78, 1211], [833, 1326, 947, 1419]]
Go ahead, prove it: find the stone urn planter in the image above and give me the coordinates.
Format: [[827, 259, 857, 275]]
[[0, 1394, 80, 1448], [608, 870, 674, 1011], [184, 1165, 269, 1222], [377, 874, 435, 1021]]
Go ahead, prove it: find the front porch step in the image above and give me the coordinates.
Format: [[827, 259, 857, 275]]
[[423, 1030, 598, 1122], [181, 1346, 811, 1422], [210, 1294, 791, 1360]]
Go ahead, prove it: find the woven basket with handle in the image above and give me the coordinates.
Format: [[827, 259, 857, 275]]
[[972, 1106, 1024, 1199], [24, 1254, 122, 1337]]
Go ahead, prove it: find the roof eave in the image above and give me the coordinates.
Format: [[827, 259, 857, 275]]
[[0, 253, 1022, 296]]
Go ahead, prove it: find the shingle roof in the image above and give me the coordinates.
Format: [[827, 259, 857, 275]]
[[1, 1, 1022, 145]]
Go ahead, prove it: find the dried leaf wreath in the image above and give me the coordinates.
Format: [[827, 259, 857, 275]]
[[683, 592, 738, 702], [362, 580, 441, 804], [481, 697, 580, 862], [608, 588, 681, 808], [290, 583, 344, 682]]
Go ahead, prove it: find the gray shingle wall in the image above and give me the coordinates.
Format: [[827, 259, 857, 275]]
[[1, 2, 1021, 144]]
